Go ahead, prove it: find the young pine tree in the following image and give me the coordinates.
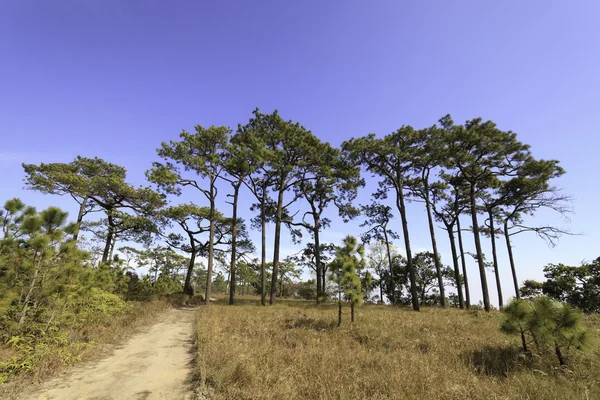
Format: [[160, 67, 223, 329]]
[[500, 296, 587, 368], [329, 235, 365, 326]]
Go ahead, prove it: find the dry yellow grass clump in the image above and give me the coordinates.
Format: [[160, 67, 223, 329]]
[[196, 298, 600, 400]]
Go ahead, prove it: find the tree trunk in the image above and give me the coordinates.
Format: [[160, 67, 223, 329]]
[[456, 216, 471, 309], [351, 302, 355, 323], [469, 185, 490, 312], [488, 208, 503, 308], [379, 279, 383, 304], [108, 233, 117, 265], [337, 287, 342, 327], [314, 221, 322, 304], [229, 183, 241, 305], [260, 196, 267, 306], [447, 225, 465, 309], [183, 250, 196, 295], [520, 329, 528, 353], [396, 184, 419, 311], [424, 177, 446, 307], [101, 210, 114, 264], [19, 255, 41, 325], [152, 260, 158, 284], [72, 196, 88, 244], [270, 187, 285, 304], [322, 267, 327, 295], [504, 219, 520, 299], [555, 344, 566, 367], [383, 229, 395, 304], [204, 187, 216, 306], [279, 273, 284, 297]]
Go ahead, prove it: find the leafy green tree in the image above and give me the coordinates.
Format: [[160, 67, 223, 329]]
[[287, 142, 362, 302], [366, 242, 389, 303], [501, 297, 588, 367], [500, 298, 533, 354], [160, 204, 230, 295], [540, 259, 600, 314], [329, 235, 365, 326], [288, 242, 336, 300], [238, 109, 321, 304], [519, 280, 544, 299], [360, 203, 399, 304], [430, 174, 468, 309], [24, 157, 163, 259], [148, 125, 229, 305], [343, 129, 421, 311], [498, 158, 570, 298], [222, 131, 261, 304], [444, 116, 531, 312], [409, 126, 448, 307], [0, 201, 91, 325]]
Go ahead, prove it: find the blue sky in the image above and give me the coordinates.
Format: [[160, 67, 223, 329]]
[[1, 1, 599, 306]]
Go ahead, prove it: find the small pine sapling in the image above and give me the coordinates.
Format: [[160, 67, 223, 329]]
[[329, 235, 365, 326]]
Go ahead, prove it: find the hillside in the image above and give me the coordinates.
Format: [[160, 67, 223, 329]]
[[195, 298, 600, 400]]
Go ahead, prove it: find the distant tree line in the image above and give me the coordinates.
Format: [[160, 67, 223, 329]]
[[9, 108, 577, 314]]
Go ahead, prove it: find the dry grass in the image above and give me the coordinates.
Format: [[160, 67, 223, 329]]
[[196, 297, 600, 400], [0, 299, 171, 399]]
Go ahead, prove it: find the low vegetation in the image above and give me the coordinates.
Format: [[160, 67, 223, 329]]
[[0, 298, 169, 397], [196, 298, 600, 400]]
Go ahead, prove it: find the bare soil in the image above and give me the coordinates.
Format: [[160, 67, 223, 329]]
[[24, 307, 198, 400]]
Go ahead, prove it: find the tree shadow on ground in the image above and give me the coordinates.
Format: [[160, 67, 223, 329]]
[[463, 345, 530, 378]]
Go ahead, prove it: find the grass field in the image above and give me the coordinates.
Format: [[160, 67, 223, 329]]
[[196, 297, 600, 400]]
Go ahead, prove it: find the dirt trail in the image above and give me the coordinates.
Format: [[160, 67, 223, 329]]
[[25, 307, 198, 400]]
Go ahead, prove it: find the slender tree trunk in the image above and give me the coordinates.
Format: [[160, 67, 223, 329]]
[[226, 269, 231, 294], [108, 233, 117, 265], [379, 279, 383, 304], [260, 202, 267, 306], [314, 222, 322, 303], [396, 184, 419, 311], [204, 186, 216, 306], [469, 185, 490, 312], [270, 187, 285, 304], [337, 286, 342, 327], [488, 208, 503, 307], [447, 225, 465, 309], [504, 219, 520, 299], [351, 303, 355, 322], [152, 260, 158, 284], [101, 211, 114, 264], [383, 229, 395, 304], [520, 329, 528, 353], [424, 178, 446, 307], [280, 274, 284, 297], [555, 344, 566, 367], [72, 196, 88, 244], [457, 216, 471, 309], [183, 250, 196, 295], [229, 183, 241, 305], [19, 254, 41, 324]]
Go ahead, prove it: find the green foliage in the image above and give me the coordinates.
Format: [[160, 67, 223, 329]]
[[330, 236, 366, 324], [539, 259, 600, 314], [500, 297, 588, 367], [380, 251, 455, 306], [519, 280, 544, 299]]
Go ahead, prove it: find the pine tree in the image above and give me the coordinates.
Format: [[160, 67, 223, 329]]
[[329, 235, 365, 326]]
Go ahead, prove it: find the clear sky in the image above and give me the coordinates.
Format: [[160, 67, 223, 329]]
[[1, 1, 599, 306]]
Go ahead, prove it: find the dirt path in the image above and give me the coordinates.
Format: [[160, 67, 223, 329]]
[[25, 307, 198, 400]]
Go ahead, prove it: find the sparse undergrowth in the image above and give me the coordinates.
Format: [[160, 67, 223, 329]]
[[196, 297, 600, 400], [0, 296, 171, 398]]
